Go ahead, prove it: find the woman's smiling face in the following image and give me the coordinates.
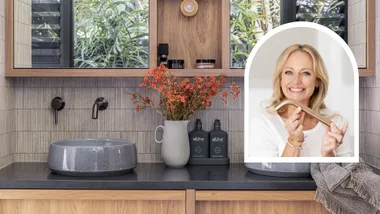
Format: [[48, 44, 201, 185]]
[[280, 51, 318, 106]]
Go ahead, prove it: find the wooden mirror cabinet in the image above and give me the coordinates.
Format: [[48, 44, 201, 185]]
[[4, 0, 376, 77]]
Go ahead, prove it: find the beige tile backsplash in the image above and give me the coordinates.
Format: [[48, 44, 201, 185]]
[[14, 0, 32, 68], [348, 0, 367, 68], [359, 1, 380, 169], [0, 0, 378, 170], [0, 0, 15, 169], [12, 77, 244, 163]]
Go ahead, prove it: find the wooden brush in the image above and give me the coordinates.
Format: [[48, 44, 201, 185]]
[[275, 99, 332, 126]]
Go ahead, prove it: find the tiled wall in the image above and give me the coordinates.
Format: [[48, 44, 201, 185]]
[[348, 0, 367, 68], [2, 0, 375, 167], [14, 0, 31, 68], [359, 1, 380, 169], [13, 78, 244, 163], [0, 0, 15, 169]]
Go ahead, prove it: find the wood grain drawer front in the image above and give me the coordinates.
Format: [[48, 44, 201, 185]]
[[0, 190, 186, 214], [0, 200, 185, 214], [196, 201, 330, 214], [195, 191, 330, 214], [196, 191, 316, 201]]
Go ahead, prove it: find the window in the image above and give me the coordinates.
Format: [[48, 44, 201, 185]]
[[230, 0, 347, 68], [29, 0, 149, 68]]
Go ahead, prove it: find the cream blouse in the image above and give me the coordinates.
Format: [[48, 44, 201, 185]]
[[249, 109, 354, 157]]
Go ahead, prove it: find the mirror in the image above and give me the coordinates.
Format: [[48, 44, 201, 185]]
[[230, 0, 280, 68], [13, 0, 149, 69], [230, 0, 366, 69]]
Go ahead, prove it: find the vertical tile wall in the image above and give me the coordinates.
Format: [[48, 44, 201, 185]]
[[0, 0, 15, 169], [14, 0, 31, 68], [2, 0, 376, 167], [359, 0, 380, 169], [348, 0, 367, 68], [13, 77, 244, 163]]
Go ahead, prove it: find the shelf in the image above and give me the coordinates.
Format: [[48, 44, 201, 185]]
[[169, 69, 244, 77], [157, 0, 224, 70], [5, 69, 245, 77]]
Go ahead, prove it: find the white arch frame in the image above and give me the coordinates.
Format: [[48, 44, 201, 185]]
[[244, 22, 359, 163]]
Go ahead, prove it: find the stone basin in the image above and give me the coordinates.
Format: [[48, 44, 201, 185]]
[[245, 163, 311, 177], [48, 138, 137, 176]]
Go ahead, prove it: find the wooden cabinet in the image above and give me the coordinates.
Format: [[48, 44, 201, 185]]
[[194, 191, 330, 214], [0, 190, 186, 214], [5, 0, 375, 77], [5, 0, 242, 77], [0, 189, 329, 214]]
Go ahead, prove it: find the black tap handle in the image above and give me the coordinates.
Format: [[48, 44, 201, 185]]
[[92, 97, 108, 120], [92, 103, 99, 119], [54, 110, 58, 124], [51, 97, 65, 124]]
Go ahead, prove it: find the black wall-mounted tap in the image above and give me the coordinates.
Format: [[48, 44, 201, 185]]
[[51, 97, 65, 124], [92, 97, 108, 119]]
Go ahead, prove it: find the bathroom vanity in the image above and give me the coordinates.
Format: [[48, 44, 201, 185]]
[[0, 163, 341, 214]]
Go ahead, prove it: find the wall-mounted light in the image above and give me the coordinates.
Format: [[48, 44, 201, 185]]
[[180, 0, 198, 17]]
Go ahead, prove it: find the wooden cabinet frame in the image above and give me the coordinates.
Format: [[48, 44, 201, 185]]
[[5, 0, 375, 77], [194, 190, 330, 214], [0, 190, 187, 214], [5, 0, 242, 77], [0, 189, 328, 214]]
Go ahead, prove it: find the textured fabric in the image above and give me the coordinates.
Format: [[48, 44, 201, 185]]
[[311, 161, 380, 214]]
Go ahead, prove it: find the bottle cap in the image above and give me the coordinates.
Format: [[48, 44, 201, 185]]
[[195, 119, 202, 129], [158, 44, 169, 55], [214, 119, 221, 128]]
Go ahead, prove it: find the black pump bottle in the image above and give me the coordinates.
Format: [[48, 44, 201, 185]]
[[189, 119, 209, 158], [209, 119, 228, 158]]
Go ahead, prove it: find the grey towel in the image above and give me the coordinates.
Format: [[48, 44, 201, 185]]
[[311, 161, 380, 214]]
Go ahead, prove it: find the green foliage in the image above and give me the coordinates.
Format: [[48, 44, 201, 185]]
[[74, 0, 149, 68], [297, 0, 345, 33], [230, 0, 280, 68]]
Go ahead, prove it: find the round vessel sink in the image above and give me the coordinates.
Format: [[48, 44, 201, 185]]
[[245, 163, 311, 178], [48, 139, 137, 176]]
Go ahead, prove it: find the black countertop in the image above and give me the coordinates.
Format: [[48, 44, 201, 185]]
[[1, 163, 379, 190], [0, 163, 320, 190], [1, 161, 379, 190]]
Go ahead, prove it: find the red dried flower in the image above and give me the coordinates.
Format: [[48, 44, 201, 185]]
[[127, 67, 240, 120], [221, 91, 228, 98]]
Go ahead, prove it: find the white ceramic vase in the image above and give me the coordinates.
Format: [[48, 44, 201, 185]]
[[155, 120, 190, 168]]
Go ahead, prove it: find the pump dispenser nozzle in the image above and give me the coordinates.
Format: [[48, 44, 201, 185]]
[[195, 119, 202, 129], [214, 119, 221, 129]]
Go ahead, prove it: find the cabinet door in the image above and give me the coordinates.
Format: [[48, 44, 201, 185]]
[[195, 191, 330, 214], [0, 190, 185, 214]]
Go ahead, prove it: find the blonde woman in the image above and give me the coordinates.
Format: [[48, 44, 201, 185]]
[[250, 44, 353, 157]]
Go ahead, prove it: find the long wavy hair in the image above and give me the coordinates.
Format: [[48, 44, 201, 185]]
[[265, 44, 336, 119]]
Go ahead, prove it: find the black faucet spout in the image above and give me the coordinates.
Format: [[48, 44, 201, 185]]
[[92, 97, 108, 119]]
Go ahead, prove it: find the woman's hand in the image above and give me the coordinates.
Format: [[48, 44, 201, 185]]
[[284, 107, 305, 146], [321, 122, 348, 157]]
